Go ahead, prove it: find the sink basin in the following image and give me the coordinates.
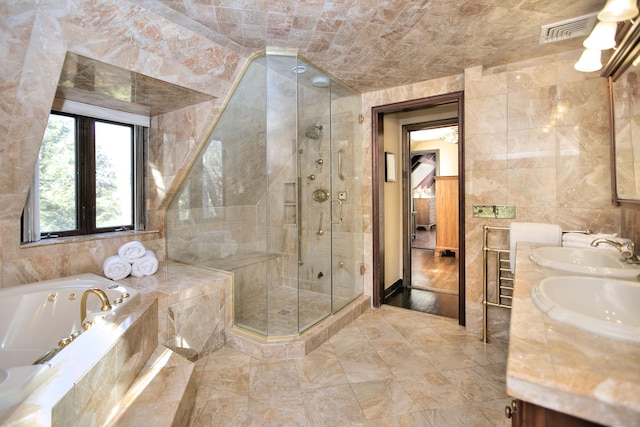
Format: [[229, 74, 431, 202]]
[[531, 276, 640, 343], [529, 246, 640, 280]]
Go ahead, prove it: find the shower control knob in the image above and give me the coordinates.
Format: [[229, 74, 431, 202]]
[[316, 158, 324, 165]]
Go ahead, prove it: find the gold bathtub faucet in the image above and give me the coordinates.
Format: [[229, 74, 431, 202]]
[[80, 288, 112, 324]]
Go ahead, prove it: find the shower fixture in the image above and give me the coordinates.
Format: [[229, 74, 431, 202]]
[[316, 211, 324, 239], [312, 189, 330, 203], [305, 124, 323, 140], [307, 174, 315, 182], [291, 65, 307, 74], [312, 76, 330, 88]]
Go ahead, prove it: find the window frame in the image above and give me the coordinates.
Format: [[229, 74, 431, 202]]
[[22, 110, 146, 242]]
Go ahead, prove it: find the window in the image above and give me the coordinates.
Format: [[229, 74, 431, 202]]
[[22, 111, 146, 242]]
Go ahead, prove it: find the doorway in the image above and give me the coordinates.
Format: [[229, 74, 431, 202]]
[[371, 92, 465, 326], [410, 149, 437, 251], [392, 121, 460, 319]]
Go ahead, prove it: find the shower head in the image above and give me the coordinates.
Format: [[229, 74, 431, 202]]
[[312, 76, 330, 88], [305, 123, 323, 140]]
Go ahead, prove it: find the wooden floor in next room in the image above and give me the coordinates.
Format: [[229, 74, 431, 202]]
[[385, 227, 459, 319]]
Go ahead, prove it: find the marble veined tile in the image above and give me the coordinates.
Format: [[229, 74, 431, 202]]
[[188, 305, 518, 426]]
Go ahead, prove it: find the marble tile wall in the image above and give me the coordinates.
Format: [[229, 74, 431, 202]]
[[50, 297, 158, 426], [121, 262, 233, 361], [362, 50, 623, 339], [0, 0, 246, 288], [463, 51, 618, 338]]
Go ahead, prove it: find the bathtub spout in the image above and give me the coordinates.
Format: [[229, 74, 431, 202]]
[[32, 347, 60, 365], [80, 288, 112, 323]]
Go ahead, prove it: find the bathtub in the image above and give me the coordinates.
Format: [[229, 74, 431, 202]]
[[0, 273, 139, 412]]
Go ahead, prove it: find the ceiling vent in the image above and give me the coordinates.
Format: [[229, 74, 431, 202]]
[[539, 12, 597, 44]]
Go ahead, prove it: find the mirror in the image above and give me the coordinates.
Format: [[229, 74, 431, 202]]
[[604, 20, 640, 204]]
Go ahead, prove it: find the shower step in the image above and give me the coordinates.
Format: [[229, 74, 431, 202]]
[[225, 294, 371, 360], [106, 346, 196, 427]]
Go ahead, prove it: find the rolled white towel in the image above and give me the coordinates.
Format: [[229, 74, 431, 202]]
[[131, 251, 158, 277], [118, 240, 146, 262], [103, 255, 132, 280]]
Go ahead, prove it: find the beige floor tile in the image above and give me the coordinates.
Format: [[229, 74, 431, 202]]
[[338, 349, 395, 384], [397, 373, 469, 411], [351, 378, 416, 419], [375, 347, 438, 381], [302, 383, 367, 426], [246, 392, 308, 426], [366, 411, 432, 426], [196, 355, 251, 400], [189, 305, 511, 427], [423, 404, 497, 427], [295, 354, 349, 390], [249, 359, 300, 397], [189, 397, 248, 426]]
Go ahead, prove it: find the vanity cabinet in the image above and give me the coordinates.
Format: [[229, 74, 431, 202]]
[[508, 399, 605, 427]]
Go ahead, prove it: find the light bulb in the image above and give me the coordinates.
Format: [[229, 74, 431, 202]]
[[598, 0, 639, 22], [583, 21, 617, 50], [574, 49, 602, 72]]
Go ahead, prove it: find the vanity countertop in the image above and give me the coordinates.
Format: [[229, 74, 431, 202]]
[[506, 242, 640, 426]]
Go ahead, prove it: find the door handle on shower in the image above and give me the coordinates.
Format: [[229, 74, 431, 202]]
[[338, 150, 344, 180], [316, 211, 324, 239], [331, 199, 343, 224]]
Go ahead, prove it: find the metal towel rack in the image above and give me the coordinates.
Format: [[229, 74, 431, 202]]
[[482, 226, 512, 343], [482, 225, 591, 342]]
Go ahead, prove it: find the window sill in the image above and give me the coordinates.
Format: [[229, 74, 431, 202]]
[[20, 230, 160, 249]]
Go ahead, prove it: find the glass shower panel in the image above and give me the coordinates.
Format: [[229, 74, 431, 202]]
[[330, 81, 364, 312], [166, 56, 269, 335], [264, 54, 300, 336], [296, 59, 333, 332]]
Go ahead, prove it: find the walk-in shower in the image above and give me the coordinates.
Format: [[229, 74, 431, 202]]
[[166, 53, 364, 337]]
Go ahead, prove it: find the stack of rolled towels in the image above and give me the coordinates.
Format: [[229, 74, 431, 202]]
[[103, 240, 158, 280], [562, 232, 632, 252]]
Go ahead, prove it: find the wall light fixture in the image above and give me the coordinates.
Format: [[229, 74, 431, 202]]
[[598, 0, 639, 22], [575, 0, 639, 72]]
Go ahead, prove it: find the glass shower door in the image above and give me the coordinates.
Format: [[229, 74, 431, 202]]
[[296, 58, 333, 332], [330, 81, 364, 312]]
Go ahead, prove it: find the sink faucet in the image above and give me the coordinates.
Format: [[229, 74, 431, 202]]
[[590, 238, 639, 263], [80, 288, 112, 324]]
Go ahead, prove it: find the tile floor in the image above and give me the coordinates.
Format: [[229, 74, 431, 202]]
[[189, 305, 511, 426], [235, 287, 352, 336]]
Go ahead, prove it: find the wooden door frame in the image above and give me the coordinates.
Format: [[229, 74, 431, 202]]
[[371, 91, 466, 326]]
